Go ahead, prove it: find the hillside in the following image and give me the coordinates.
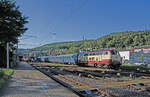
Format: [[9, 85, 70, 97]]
[[28, 30, 150, 55]]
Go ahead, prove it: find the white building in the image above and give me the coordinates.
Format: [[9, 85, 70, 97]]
[[119, 50, 130, 61]]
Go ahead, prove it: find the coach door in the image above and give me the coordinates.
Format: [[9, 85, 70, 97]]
[[95, 52, 100, 62]]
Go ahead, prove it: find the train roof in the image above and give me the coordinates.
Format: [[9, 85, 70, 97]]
[[48, 53, 78, 57], [88, 49, 114, 54], [37, 56, 50, 58], [57, 53, 78, 56]]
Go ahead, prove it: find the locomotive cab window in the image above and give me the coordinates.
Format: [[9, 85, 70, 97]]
[[104, 52, 108, 55], [111, 50, 116, 55]]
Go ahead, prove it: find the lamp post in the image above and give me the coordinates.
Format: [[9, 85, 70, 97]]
[[7, 42, 9, 69]]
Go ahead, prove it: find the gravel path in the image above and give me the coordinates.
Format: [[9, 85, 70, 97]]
[[0, 62, 78, 97]]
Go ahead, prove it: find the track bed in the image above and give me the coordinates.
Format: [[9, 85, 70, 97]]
[[31, 63, 150, 97]]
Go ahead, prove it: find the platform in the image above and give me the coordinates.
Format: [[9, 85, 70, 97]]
[[0, 62, 78, 97]]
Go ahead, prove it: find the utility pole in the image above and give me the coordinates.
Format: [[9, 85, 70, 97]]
[[16, 41, 19, 65], [83, 35, 85, 51], [7, 42, 9, 69]]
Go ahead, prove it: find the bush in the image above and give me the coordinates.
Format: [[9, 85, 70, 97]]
[[0, 68, 13, 89]]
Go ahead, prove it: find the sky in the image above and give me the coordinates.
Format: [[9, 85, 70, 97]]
[[15, 0, 150, 49]]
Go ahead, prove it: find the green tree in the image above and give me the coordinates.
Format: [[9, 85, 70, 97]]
[[140, 54, 144, 62], [0, 0, 28, 67], [0, 0, 28, 44]]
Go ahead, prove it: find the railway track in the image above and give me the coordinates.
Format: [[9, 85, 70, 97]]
[[31, 64, 115, 97], [32, 65, 85, 97], [30, 62, 150, 75], [45, 65, 150, 78], [31, 63, 150, 97]]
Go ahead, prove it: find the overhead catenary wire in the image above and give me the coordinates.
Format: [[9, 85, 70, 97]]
[[20, 0, 89, 49]]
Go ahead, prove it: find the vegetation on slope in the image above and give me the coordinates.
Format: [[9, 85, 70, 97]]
[[27, 30, 150, 55], [96, 31, 150, 48]]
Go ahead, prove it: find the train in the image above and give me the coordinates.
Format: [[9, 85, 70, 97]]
[[34, 49, 122, 69]]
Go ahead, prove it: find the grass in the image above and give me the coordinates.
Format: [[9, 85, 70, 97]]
[[30, 62, 75, 67], [0, 68, 13, 89], [44, 62, 74, 67], [120, 64, 150, 71], [31, 62, 150, 71]]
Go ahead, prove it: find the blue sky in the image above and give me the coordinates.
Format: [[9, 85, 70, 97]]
[[16, 0, 150, 49]]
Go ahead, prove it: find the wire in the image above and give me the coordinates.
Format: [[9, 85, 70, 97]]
[[20, 0, 89, 48], [18, 35, 37, 40]]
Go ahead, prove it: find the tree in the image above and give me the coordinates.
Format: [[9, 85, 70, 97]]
[[0, 0, 28, 44], [0, 0, 28, 67], [140, 54, 144, 62]]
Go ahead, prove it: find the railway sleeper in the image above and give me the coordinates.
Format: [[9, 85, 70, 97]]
[[33, 65, 117, 97]]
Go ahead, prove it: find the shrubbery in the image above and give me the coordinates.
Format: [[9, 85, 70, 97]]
[[0, 68, 13, 89]]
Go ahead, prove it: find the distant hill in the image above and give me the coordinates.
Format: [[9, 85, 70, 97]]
[[18, 48, 29, 55], [27, 30, 150, 56]]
